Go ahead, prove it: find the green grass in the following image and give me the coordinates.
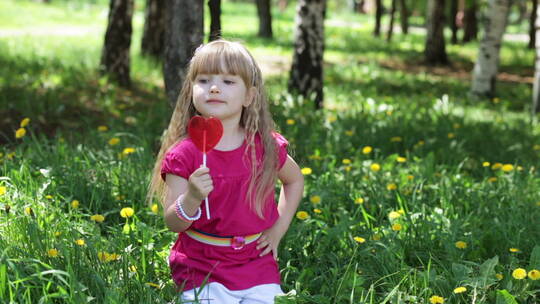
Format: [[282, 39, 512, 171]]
[[1, 0, 540, 303]]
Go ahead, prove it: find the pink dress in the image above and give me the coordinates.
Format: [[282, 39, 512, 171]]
[[161, 132, 288, 291]]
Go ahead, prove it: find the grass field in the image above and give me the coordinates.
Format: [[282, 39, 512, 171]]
[[1, 0, 540, 303]]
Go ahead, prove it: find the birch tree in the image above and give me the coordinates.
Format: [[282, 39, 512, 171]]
[[470, 0, 511, 97], [532, 1, 540, 114]]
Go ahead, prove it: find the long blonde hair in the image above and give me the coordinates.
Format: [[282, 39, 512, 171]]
[[147, 40, 279, 219]]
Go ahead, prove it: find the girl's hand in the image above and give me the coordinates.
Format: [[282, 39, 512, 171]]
[[256, 225, 285, 260], [187, 166, 213, 202]]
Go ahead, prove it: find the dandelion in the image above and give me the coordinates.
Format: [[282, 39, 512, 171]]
[[108, 253, 120, 261], [98, 125, 108, 132], [71, 200, 80, 208], [453, 287, 467, 294], [24, 207, 33, 216], [286, 119, 295, 125], [387, 183, 397, 191], [75, 239, 85, 246], [407, 175, 414, 180], [429, 295, 444, 304], [90, 214, 105, 223], [122, 147, 136, 156], [370, 163, 381, 172], [310, 195, 321, 204], [151, 204, 159, 214], [54, 231, 62, 237], [482, 162, 490, 167], [45, 195, 53, 199], [396, 157, 406, 163], [390, 136, 402, 142], [327, 115, 337, 123], [354, 236, 366, 243], [98, 252, 109, 262], [488, 177, 497, 183], [345, 130, 354, 136], [313, 208, 322, 214], [495, 273, 504, 280], [47, 249, 59, 258], [534, 144, 540, 151], [20, 118, 30, 127], [453, 123, 461, 129], [344, 166, 352, 172], [296, 211, 309, 220], [528, 269, 540, 280], [129, 265, 138, 273], [301, 168, 312, 175], [491, 163, 503, 170], [501, 164, 514, 172], [7, 152, 15, 160], [455, 241, 467, 249], [391, 223, 402, 231], [354, 197, 364, 204], [342, 159, 352, 165], [120, 207, 134, 218], [509, 248, 520, 253], [447, 133, 455, 139], [388, 211, 401, 220], [15, 128, 26, 139], [0, 186, 6, 196], [362, 146, 372, 154], [492, 97, 500, 104], [108, 137, 120, 145], [512, 268, 527, 280]]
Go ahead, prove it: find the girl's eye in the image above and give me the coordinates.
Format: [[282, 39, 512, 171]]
[[224, 80, 235, 85], [197, 78, 208, 84]]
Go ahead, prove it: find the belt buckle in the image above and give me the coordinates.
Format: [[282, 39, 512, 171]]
[[231, 236, 245, 250]]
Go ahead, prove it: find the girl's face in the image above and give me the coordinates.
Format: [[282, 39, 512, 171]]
[[192, 73, 253, 123]]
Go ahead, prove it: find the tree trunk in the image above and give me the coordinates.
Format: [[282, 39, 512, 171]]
[[471, 0, 511, 97], [532, 1, 540, 114], [288, 0, 326, 109], [450, 0, 459, 44], [374, 0, 383, 36], [163, 0, 204, 106], [100, 0, 134, 87], [141, 0, 165, 58], [209, 0, 222, 41], [399, 0, 409, 34], [387, 0, 397, 42], [424, 0, 448, 65], [529, 0, 538, 49], [462, 0, 478, 42], [256, 0, 273, 38]]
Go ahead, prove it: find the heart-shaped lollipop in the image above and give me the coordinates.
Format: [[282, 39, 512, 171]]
[[187, 116, 223, 219]]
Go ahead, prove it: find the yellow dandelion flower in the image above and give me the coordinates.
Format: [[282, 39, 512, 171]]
[[122, 147, 136, 156], [406, 175, 414, 180], [512, 268, 527, 280], [391, 223, 402, 231], [301, 167, 312, 175], [310, 195, 321, 204], [455, 241, 467, 249], [108, 253, 120, 261], [396, 157, 406, 163], [509, 248, 520, 253], [45, 195, 53, 199], [296, 211, 309, 220], [20, 118, 30, 127], [354, 197, 364, 204], [388, 211, 401, 220], [98, 125, 108, 132], [54, 231, 62, 237], [327, 115, 337, 123], [120, 207, 134, 218], [362, 146, 372, 154], [390, 136, 402, 142], [429, 295, 444, 304], [482, 162, 490, 167], [488, 177, 497, 183], [313, 208, 322, 214], [387, 183, 397, 191], [370, 163, 381, 172], [7, 152, 15, 159], [537, 201, 540, 207], [453, 123, 461, 129], [495, 273, 504, 280], [108, 137, 120, 145], [24, 207, 33, 216], [344, 166, 352, 172], [447, 133, 455, 139], [354, 236, 366, 243], [345, 130, 354, 136], [15, 128, 26, 139], [528, 269, 540, 280], [286, 119, 295, 125], [517, 166, 523, 171], [151, 204, 159, 214], [98, 252, 109, 262], [75, 239, 85, 246], [492, 97, 500, 104], [71, 200, 80, 208], [501, 164, 513, 172], [534, 144, 540, 151], [342, 158, 352, 165], [90, 214, 105, 223], [491, 163, 503, 170], [453, 287, 467, 294], [47, 248, 59, 258], [0, 186, 6, 196]]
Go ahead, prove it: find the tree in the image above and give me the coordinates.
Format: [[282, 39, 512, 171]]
[[256, 0, 273, 38], [208, 0, 222, 41], [450, 0, 459, 44], [424, 0, 448, 65], [374, 0, 383, 36], [532, 0, 540, 114], [529, 0, 538, 49], [100, 0, 134, 87], [462, 0, 478, 42], [288, 0, 326, 109], [387, 0, 397, 42], [471, 0, 511, 97], [163, 0, 204, 105], [141, 0, 165, 58], [399, 0, 409, 34]]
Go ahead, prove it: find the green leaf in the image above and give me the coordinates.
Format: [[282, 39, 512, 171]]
[[123, 223, 130, 234], [529, 245, 540, 269], [478, 256, 498, 286], [452, 263, 472, 282], [496, 290, 518, 304]]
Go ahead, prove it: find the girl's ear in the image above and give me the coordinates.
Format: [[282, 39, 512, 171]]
[[244, 87, 257, 107]]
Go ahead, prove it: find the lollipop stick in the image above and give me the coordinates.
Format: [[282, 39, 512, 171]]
[[203, 131, 210, 219]]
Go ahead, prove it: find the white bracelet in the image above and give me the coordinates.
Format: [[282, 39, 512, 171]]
[[175, 195, 202, 221]]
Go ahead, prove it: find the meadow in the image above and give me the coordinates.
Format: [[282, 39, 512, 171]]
[[1, 0, 540, 303]]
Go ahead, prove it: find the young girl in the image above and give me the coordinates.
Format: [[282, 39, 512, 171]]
[[148, 40, 304, 303]]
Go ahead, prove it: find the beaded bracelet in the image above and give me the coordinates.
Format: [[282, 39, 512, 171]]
[[174, 195, 202, 222]]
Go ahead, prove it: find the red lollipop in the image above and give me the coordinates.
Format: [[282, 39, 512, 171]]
[[187, 116, 223, 219]]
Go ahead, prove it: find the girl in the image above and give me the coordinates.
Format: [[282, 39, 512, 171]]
[[148, 40, 304, 303]]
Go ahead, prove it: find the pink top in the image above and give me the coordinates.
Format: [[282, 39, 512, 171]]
[[161, 132, 288, 291]]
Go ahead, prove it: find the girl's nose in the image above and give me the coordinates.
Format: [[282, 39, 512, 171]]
[[210, 85, 220, 94]]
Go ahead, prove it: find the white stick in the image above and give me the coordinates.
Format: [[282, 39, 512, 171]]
[[203, 153, 210, 219]]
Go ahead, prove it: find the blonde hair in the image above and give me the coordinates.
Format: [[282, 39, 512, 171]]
[[147, 40, 279, 219]]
